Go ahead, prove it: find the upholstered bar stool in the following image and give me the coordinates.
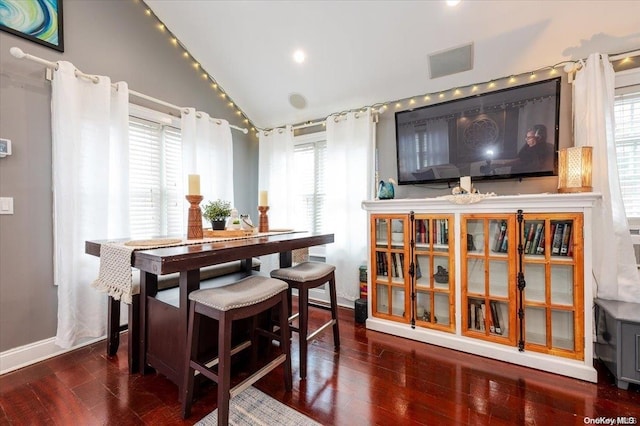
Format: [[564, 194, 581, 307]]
[[181, 275, 292, 423], [270, 261, 340, 379]]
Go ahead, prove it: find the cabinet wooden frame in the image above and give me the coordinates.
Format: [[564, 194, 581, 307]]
[[461, 214, 517, 345], [520, 213, 584, 360], [362, 193, 599, 382], [371, 214, 411, 322], [413, 214, 456, 332]]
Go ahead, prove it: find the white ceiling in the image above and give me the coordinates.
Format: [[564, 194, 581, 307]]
[[145, 0, 640, 129]]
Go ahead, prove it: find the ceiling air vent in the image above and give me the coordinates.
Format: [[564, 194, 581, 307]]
[[428, 42, 474, 79]]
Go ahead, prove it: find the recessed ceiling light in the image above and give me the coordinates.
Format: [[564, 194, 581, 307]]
[[446, 0, 461, 6], [293, 49, 306, 64]]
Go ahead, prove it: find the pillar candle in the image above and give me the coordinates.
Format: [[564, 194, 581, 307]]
[[188, 174, 200, 195], [259, 190, 268, 206]]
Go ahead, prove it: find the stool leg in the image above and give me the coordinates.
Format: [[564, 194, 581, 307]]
[[217, 314, 232, 426], [298, 285, 309, 379], [328, 274, 340, 349], [279, 292, 293, 391], [181, 303, 200, 418], [250, 314, 258, 372]]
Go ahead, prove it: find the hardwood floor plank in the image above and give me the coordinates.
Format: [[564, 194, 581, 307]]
[[1, 303, 639, 425]]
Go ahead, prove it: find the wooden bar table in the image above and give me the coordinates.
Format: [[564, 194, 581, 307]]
[[85, 231, 334, 390]]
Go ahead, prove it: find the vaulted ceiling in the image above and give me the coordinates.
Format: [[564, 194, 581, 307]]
[[145, 0, 640, 129]]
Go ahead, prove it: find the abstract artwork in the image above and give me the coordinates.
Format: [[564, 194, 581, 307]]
[[0, 0, 64, 52]]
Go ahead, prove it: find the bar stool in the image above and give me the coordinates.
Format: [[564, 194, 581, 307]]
[[270, 261, 340, 379], [181, 275, 292, 423]]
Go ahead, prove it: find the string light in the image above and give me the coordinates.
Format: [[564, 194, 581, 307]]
[[139, 2, 257, 137], [140, 1, 634, 138]]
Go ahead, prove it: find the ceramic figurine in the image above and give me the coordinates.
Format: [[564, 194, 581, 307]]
[[378, 178, 396, 200]]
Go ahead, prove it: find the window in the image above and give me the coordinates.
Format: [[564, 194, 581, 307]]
[[129, 106, 184, 238], [614, 85, 640, 221], [292, 132, 327, 256]]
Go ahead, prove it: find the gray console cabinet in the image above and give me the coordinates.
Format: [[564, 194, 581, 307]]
[[595, 298, 640, 389]]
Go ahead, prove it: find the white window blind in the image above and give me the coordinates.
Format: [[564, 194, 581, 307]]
[[292, 135, 327, 235], [129, 115, 183, 238], [614, 87, 640, 219]]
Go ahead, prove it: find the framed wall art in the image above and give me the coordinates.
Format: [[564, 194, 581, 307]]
[[0, 0, 64, 52]]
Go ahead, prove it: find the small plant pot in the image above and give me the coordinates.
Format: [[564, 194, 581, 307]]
[[211, 220, 226, 230]]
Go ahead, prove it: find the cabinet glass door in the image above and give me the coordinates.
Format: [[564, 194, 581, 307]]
[[414, 215, 455, 332], [521, 214, 584, 360], [371, 215, 409, 322], [461, 215, 516, 345]]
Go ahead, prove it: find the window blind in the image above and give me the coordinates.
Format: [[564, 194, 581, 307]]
[[292, 139, 327, 235], [129, 116, 183, 238], [614, 88, 640, 219]]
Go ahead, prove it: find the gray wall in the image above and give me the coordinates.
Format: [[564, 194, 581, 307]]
[[0, 0, 258, 352]]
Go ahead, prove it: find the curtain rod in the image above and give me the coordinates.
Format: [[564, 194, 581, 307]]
[[610, 49, 640, 62], [9, 47, 249, 134]]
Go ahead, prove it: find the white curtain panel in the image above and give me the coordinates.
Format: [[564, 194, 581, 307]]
[[326, 110, 376, 301], [257, 126, 294, 272], [573, 53, 640, 303], [258, 125, 295, 228], [52, 62, 130, 348], [181, 109, 234, 205]]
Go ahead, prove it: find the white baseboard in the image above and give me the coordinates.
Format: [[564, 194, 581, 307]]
[[0, 335, 105, 375]]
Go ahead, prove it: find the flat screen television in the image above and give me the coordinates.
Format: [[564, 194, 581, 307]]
[[395, 77, 561, 185]]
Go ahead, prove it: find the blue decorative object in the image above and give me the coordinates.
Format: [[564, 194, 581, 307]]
[[378, 180, 395, 199]]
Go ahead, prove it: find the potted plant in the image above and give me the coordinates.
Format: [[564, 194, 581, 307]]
[[202, 199, 232, 230]]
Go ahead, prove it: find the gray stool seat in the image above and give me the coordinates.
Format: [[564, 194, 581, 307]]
[[181, 275, 292, 423], [270, 261, 340, 379], [270, 262, 335, 282], [189, 275, 288, 311]]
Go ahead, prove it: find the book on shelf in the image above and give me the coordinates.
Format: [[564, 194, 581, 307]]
[[493, 221, 507, 252], [377, 252, 387, 276], [468, 300, 486, 331], [560, 222, 572, 255], [395, 253, 404, 279], [535, 228, 545, 255], [523, 222, 534, 254], [489, 300, 502, 335], [391, 252, 398, 277], [567, 235, 574, 257], [529, 223, 544, 255], [500, 234, 508, 253], [551, 222, 564, 255]]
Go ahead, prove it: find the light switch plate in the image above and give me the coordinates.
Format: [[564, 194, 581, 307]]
[[0, 197, 14, 214]]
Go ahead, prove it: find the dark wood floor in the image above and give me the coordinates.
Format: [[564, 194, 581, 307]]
[[1, 303, 639, 425]]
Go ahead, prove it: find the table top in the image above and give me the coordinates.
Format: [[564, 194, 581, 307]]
[[86, 231, 334, 275]]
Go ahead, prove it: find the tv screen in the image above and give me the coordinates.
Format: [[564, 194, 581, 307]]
[[395, 77, 561, 185]]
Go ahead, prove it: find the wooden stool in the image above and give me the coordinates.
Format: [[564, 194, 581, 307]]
[[181, 275, 292, 423], [270, 262, 340, 379]]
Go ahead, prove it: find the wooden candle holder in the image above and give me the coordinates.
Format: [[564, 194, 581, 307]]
[[186, 195, 204, 240], [257, 205, 269, 233]]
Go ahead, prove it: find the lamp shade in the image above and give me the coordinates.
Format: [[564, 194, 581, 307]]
[[558, 146, 593, 193]]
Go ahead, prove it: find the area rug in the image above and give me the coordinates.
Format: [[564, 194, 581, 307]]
[[196, 386, 321, 426]]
